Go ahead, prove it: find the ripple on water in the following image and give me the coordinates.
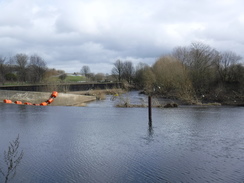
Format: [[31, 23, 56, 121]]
[[0, 99, 244, 182]]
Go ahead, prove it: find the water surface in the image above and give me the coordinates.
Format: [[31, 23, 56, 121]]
[[0, 92, 244, 182]]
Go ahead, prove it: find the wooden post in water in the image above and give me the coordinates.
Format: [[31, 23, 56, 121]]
[[148, 95, 152, 126]]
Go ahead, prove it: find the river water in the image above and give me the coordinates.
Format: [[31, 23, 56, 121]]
[[0, 91, 244, 183]]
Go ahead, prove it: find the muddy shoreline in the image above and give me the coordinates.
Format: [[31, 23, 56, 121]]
[[0, 90, 96, 106]]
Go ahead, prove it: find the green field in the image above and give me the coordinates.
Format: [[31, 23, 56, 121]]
[[50, 75, 86, 83], [65, 76, 86, 82]]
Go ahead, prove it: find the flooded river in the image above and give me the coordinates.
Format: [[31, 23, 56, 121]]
[[0, 92, 244, 182]]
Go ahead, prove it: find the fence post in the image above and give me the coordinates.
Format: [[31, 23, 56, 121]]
[[148, 95, 152, 126]]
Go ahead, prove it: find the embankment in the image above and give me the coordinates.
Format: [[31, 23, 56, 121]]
[[0, 90, 96, 106], [0, 82, 122, 92]]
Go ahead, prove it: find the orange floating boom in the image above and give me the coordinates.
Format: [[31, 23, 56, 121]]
[[14, 101, 23, 105], [46, 98, 54, 104], [24, 102, 32, 105], [3, 99, 12, 104], [4, 91, 57, 106], [51, 91, 58, 98], [40, 102, 48, 106]]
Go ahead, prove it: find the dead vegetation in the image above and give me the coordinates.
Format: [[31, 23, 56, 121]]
[[115, 95, 178, 108], [68, 88, 125, 100]]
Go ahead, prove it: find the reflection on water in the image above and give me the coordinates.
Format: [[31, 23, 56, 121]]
[[0, 93, 244, 183], [144, 126, 154, 144]]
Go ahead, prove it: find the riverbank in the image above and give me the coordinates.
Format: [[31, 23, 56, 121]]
[[0, 90, 96, 106], [1, 89, 242, 107], [138, 90, 244, 107]]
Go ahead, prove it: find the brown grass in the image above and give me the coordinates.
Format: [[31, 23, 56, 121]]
[[67, 88, 125, 100], [115, 96, 178, 108]]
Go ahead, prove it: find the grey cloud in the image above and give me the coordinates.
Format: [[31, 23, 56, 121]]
[[0, 0, 244, 73]]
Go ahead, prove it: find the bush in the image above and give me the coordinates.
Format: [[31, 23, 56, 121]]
[[152, 56, 194, 100]]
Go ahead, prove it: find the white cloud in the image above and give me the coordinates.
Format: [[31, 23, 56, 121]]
[[0, 0, 244, 73]]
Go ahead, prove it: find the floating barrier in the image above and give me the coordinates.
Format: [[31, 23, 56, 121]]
[[51, 91, 58, 98], [40, 102, 48, 106], [24, 102, 32, 105], [3, 91, 58, 106], [46, 98, 54, 104], [14, 101, 23, 105], [4, 99, 12, 104]]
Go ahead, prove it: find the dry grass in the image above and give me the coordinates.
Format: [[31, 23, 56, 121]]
[[200, 102, 222, 106], [116, 102, 178, 108], [115, 95, 178, 108], [68, 88, 125, 100]]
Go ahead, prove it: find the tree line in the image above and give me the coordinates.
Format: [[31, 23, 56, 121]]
[[1, 42, 243, 104], [111, 42, 244, 104], [0, 53, 69, 85], [0, 53, 47, 84], [0, 53, 112, 85]]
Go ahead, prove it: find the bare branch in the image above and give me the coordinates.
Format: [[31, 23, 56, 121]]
[[0, 135, 24, 183]]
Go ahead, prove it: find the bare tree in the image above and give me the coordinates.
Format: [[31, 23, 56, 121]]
[[14, 53, 29, 83], [188, 42, 219, 94], [5, 56, 16, 77], [111, 60, 124, 82], [28, 54, 47, 83], [80, 65, 90, 76], [0, 135, 24, 183], [15, 54, 28, 68], [0, 56, 6, 85], [219, 51, 241, 67], [172, 42, 220, 95], [216, 51, 242, 82], [227, 64, 244, 84], [172, 46, 190, 65], [122, 61, 135, 84], [188, 42, 219, 69], [81, 66, 91, 81]]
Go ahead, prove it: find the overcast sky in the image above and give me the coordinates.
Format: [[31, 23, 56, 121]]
[[0, 0, 244, 73]]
